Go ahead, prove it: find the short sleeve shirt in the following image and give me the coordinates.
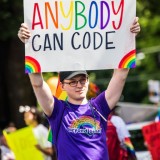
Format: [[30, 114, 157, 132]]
[[33, 124, 52, 160], [47, 91, 111, 160]]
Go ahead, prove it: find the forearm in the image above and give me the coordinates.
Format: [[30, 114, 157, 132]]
[[35, 144, 53, 156], [105, 69, 129, 110], [113, 69, 129, 80], [29, 73, 54, 116], [39, 147, 53, 156]]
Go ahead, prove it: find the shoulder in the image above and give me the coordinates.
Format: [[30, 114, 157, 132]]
[[111, 116, 126, 127], [37, 124, 48, 130], [34, 124, 50, 138], [47, 97, 66, 119], [92, 91, 108, 106], [111, 115, 123, 121], [34, 124, 49, 133], [91, 91, 111, 117]]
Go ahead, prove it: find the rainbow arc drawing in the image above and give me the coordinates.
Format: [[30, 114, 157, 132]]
[[118, 50, 136, 68], [25, 56, 41, 73]]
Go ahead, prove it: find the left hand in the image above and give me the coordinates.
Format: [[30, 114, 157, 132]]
[[130, 17, 140, 35], [35, 144, 42, 151]]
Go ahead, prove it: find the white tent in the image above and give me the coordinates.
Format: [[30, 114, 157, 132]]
[[116, 102, 159, 123]]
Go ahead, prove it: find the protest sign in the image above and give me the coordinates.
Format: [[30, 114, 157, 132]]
[[3, 127, 44, 160], [142, 122, 160, 160], [24, 0, 136, 73]]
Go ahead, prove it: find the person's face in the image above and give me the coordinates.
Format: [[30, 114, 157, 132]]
[[61, 74, 89, 102], [24, 111, 35, 126]]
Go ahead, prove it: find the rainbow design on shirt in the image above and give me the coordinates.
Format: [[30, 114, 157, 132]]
[[70, 116, 101, 130], [25, 56, 41, 73], [68, 116, 102, 136], [118, 50, 136, 68]]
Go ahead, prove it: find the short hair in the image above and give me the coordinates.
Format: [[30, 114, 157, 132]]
[[19, 105, 43, 124]]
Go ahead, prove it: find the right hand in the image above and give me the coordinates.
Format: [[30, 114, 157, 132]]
[[130, 17, 140, 36], [18, 23, 31, 43]]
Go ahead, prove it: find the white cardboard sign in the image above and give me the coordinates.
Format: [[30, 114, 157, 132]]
[[24, 0, 136, 73]]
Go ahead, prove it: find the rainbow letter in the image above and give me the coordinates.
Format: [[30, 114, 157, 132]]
[[32, 3, 44, 30], [112, 0, 124, 30], [60, 1, 74, 30], [45, 2, 58, 29], [75, 1, 87, 30], [100, 1, 110, 30], [88, 1, 98, 29]]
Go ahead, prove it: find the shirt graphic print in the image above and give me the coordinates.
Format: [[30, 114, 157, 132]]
[[68, 116, 102, 136]]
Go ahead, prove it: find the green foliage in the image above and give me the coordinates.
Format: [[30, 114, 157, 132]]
[[121, 0, 160, 103], [93, 0, 160, 103], [0, 0, 23, 41]]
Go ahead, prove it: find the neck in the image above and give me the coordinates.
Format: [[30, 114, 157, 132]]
[[67, 97, 88, 105], [30, 121, 38, 128]]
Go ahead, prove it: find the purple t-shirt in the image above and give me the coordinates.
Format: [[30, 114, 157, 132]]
[[47, 91, 111, 160]]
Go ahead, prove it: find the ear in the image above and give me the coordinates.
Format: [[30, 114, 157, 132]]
[[60, 82, 65, 91]]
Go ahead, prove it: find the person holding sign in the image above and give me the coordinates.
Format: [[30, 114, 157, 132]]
[[19, 106, 53, 160], [106, 105, 137, 160], [18, 17, 140, 160], [0, 129, 15, 160]]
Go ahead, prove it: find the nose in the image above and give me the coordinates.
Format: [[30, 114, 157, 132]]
[[77, 80, 83, 87]]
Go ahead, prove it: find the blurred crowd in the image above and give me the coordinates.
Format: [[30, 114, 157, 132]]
[[0, 106, 56, 160]]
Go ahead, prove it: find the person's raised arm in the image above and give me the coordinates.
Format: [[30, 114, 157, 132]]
[[18, 23, 54, 116], [105, 69, 129, 110], [29, 73, 54, 116], [35, 144, 53, 156], [105, 17, 140, 110]]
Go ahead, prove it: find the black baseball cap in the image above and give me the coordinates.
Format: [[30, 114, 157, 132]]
[[59, 71, 88, 82]]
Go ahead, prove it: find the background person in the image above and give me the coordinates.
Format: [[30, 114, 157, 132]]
[[0, 128, 15, 160], [107, 105, 137, 160], [19, 105, 53, 160]]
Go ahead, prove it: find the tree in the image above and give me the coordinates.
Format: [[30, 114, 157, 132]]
[[0, 0, 36, 129]]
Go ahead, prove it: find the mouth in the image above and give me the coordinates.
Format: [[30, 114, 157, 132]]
[[76, 90, 84, 93]]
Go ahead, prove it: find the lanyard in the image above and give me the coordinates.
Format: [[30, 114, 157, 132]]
[[89, 101, 107, 122]]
